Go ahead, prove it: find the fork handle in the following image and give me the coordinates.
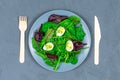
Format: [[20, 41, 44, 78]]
[[19, 31, 25, 63]]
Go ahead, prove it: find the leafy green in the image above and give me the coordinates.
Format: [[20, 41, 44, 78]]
[[39, 38, 45, 48], [36, 51, 58, 67], [67, 55, 78, 64], [56, 37, 66, 45], [64, 30, 77, 40], [45, 58, 56, 67], [44, 29, 54, 42], [41, 22, 58, 33], [36, 51, 46, 59], [71, 50, 81, 55], [32, 38, 40, 51], [75, 24, 86, 41], [64, 52, 69, 62], [68, 16, 80, 25], [54, 56, 62, 71], [58, 19, 71, 27], [67, 22, 75, 36]]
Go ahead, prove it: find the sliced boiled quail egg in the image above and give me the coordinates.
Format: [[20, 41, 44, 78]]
[[56, 26, 65, 36], [43, 42, 54, 51], [66, 40, 73, 52]]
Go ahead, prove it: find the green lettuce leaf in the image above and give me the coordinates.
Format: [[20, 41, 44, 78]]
[[66, 55, 78, 64], [75, 24, 86, 41], [44, 29, 54, 42], [41, 22, 58, 33], [58, 19, 71, 28], [68, 16, 80, 25], [32, 38, 40, 51]]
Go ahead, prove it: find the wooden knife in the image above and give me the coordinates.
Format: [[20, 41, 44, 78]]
[[94, 16, 101, 65]]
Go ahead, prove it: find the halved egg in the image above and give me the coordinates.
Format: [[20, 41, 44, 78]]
[[56, 26, 65, 36], [43, 42, 54, 51], [66, 40, 73, 52]]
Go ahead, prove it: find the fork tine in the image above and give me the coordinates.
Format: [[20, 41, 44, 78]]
[[22, 16, 24, 21], [20, 16, 23, 21], [21, 16, 23, 21], [23, 17, 25, 21], [19, 16, 21, 21], [21, 16, 27, 21], [22, 16, 25, 21], [24, 16, 27, 21]]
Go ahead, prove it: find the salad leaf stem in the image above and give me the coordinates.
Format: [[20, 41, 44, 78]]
[[36, 51, 46, 59], [54, 56, 62, 71], [44, 29, 54, 42], [65, 52, 69, 62]]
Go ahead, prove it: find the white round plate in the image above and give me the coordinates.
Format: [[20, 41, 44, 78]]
[[28, 10, 91, 72]]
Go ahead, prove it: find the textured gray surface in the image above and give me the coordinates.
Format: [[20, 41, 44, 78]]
[[0, 0, 120, 80]]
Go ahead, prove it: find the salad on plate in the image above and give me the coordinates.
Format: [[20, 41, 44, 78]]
[[32, 14, 87, 71]]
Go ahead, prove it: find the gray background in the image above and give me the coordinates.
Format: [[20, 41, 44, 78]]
[[0, 0, 120, 80]]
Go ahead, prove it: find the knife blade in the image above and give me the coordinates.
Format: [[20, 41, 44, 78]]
[[94, 16, 101, 65]]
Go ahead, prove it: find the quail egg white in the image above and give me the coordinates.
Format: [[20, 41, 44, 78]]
[[43, 42, 54, 51], [56, 26, 65, 36], [66, 40, 73, 52]]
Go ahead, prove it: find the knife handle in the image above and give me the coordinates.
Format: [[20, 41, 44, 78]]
[[94, 41, 100, 65]]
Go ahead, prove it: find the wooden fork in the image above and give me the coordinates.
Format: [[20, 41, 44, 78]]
[[19, 16, 27, 63]]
